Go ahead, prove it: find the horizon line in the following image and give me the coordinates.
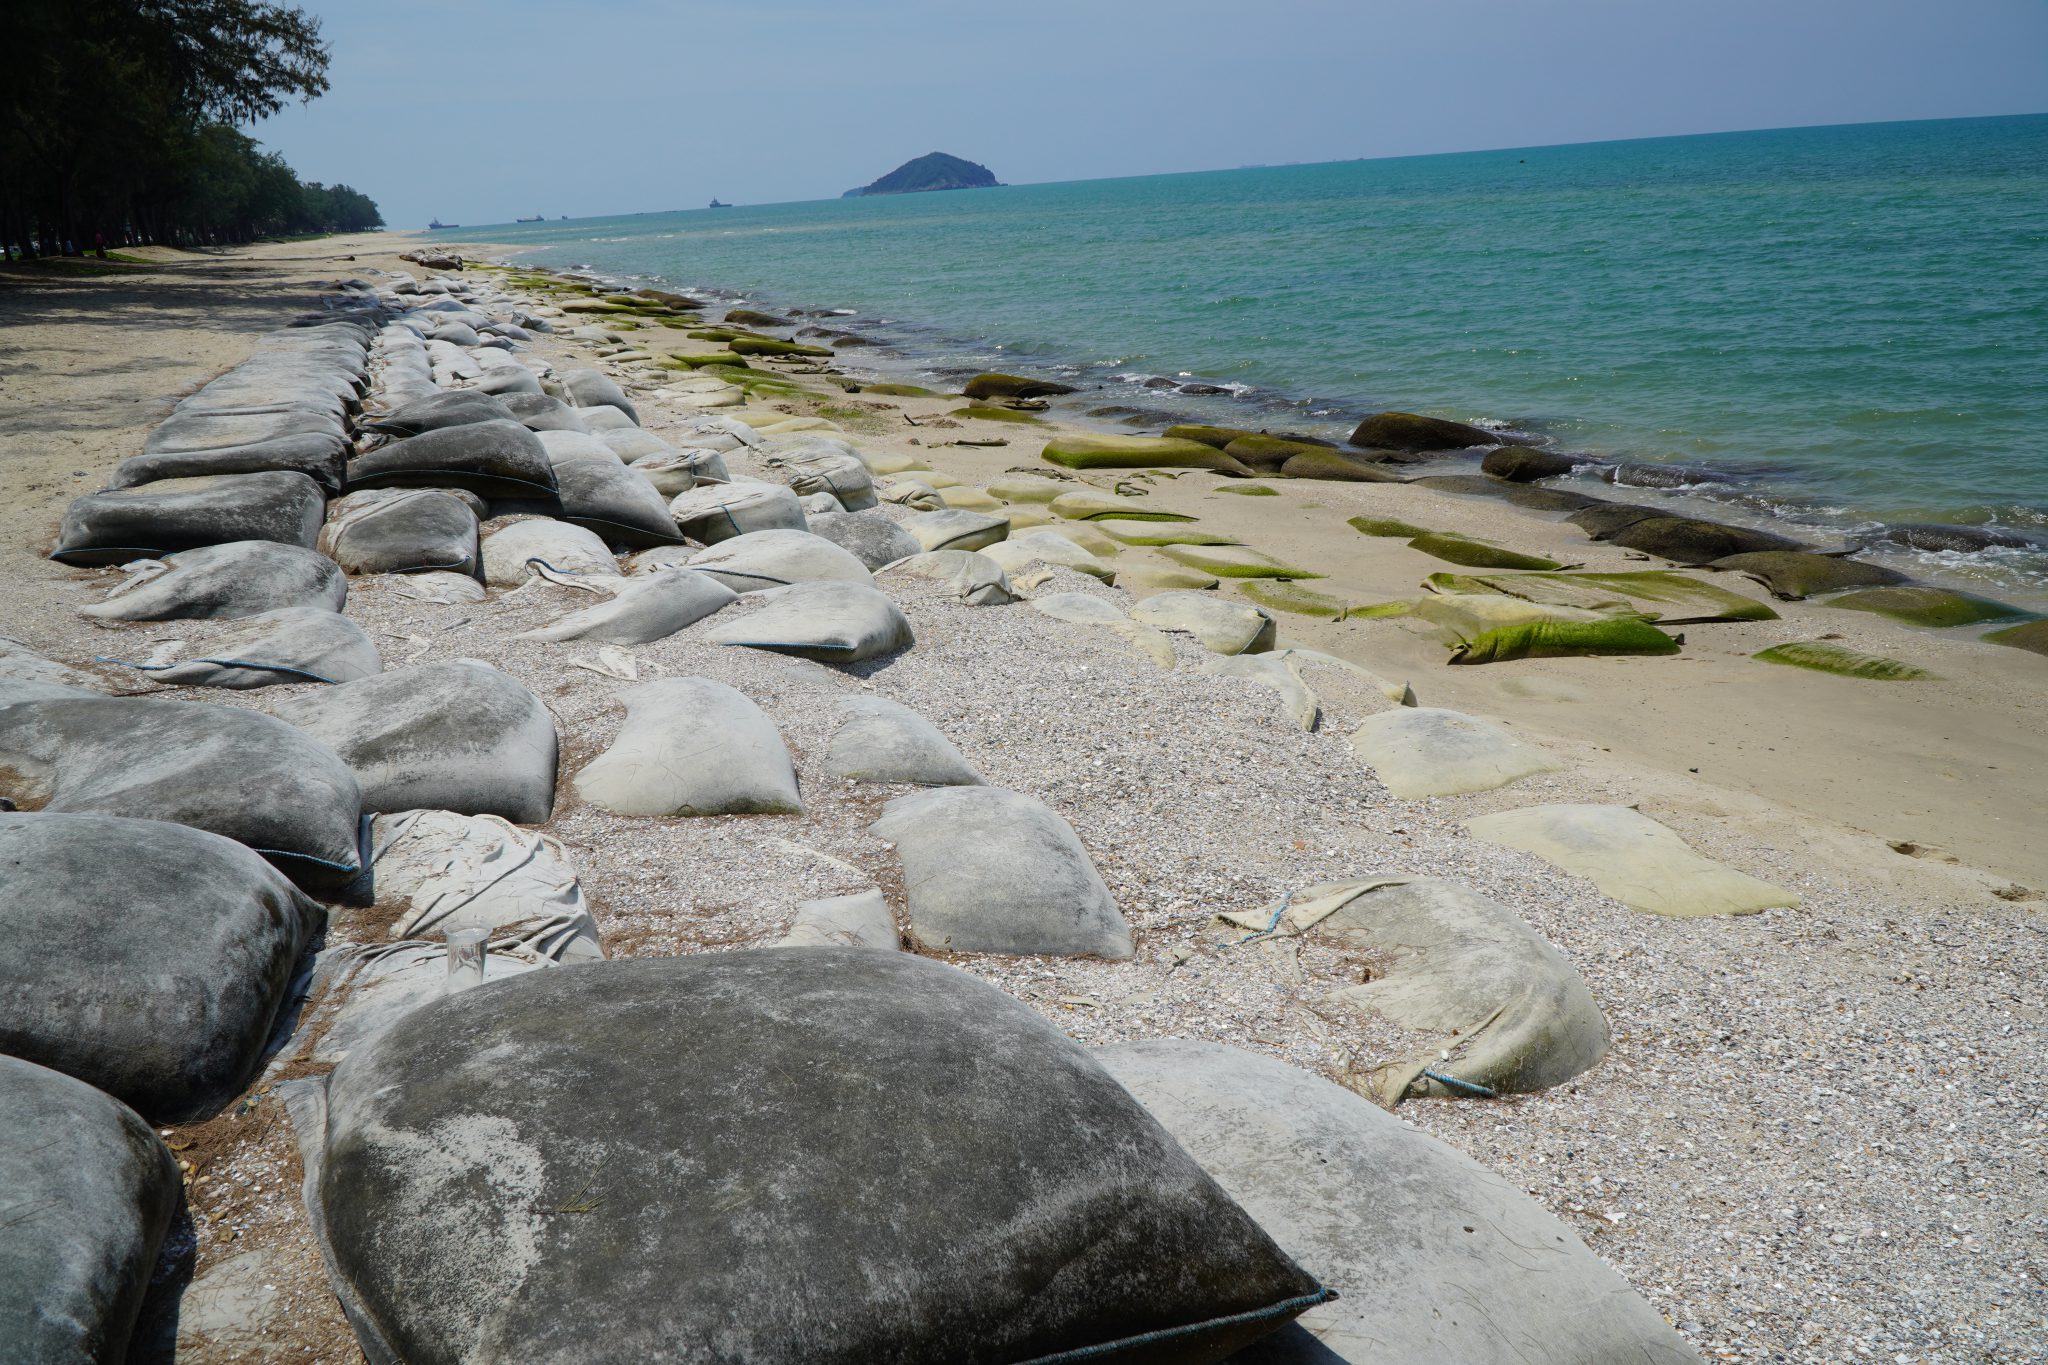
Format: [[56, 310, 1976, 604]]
[[422, 107, 2047, 230]]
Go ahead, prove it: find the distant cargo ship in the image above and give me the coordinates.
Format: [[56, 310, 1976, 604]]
[[516, 214, 545, 223], [709, 198, 733, 209], [427, 218, 459, 230]]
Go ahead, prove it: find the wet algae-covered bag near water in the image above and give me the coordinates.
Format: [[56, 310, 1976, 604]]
[[287, 951, 1329, 1364]]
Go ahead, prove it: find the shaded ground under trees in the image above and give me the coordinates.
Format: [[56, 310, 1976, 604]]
[[1, 1, 381, 259]]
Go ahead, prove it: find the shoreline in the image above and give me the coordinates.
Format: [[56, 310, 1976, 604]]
[[2, 234, 2044, 1362], [485, 247, 2048, 888], [482, 232, 2048, 609]]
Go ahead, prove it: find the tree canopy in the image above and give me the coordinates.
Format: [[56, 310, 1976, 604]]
[[1, 0, 381, 258]]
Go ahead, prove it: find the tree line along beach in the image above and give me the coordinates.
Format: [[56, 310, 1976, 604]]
[[0, 231, 2042, 1362]]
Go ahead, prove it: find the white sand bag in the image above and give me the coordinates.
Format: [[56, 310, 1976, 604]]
[[633, 447, 728, 496], [1029, 593, 1177, 669], [1218, 877, 1608, 1103], [770, 448, 878, 511], [517, 569, 736, 643], [537, 429, 620, 464], [1198, 654, 1316, 731], [876, 550, 1014, 606], [1464, 804, 1799, 917], [1347, 707, 1559, 799], [872, 786, 1132, 959], [367, 809, 602, 961], [708, 582, 913, 663], [687, 529, 872, 592], [825, 696, 984, 786], [1095, 1042, 1702, 1365], [1132, 590, 1275, 654], [599, 428, 673, 460], [983, 530, 1114, 582], [480, 518, 617, 586], [777, 890, 899, 950], [573, 677, 803, 817], [668, 480, 807, 543], [902, 509, 1008, 552]]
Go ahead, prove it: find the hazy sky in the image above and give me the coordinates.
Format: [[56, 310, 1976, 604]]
[[255, 0, 2048, 230]]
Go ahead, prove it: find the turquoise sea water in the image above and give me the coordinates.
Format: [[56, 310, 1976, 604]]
[[445, 114, 2048, 587]]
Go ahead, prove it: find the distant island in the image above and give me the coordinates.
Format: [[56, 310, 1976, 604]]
[[843, 152, 1002, 199]]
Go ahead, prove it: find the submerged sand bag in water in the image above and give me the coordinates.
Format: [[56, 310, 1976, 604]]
[[1465, 803, 1799, 917]]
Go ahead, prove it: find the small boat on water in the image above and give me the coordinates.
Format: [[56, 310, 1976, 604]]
[[708, 198, 733, 209], [427, 218, 460, 230], [516, 214, 545, 223]]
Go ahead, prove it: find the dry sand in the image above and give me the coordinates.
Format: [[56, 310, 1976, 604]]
[[2, 236, 2044, 1362]]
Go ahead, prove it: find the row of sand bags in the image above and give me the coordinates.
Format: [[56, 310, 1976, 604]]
[[4, 275, 614, 1358]]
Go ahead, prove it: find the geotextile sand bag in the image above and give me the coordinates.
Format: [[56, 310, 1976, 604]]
[[284, 951, 1326, 1363], [873, 786, 1132, 958]]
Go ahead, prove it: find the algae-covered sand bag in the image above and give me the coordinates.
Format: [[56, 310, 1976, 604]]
[[286, 952, 1326, 1363]]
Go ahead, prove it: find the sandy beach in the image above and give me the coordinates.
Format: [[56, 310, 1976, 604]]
[[2, 234, 2044, 1361]]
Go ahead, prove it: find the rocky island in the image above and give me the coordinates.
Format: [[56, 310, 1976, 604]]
[[843, 151, 1001, 198]]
